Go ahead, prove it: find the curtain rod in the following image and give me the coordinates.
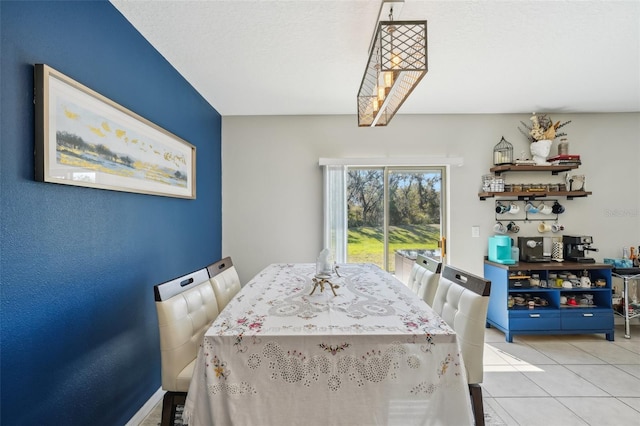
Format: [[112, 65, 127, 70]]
[[319, 157, 464, 167]]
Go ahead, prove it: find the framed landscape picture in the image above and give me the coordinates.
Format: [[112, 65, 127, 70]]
[[34, 64, 196, 199]]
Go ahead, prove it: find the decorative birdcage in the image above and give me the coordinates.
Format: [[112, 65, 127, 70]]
[[493, 136, 513, 165]]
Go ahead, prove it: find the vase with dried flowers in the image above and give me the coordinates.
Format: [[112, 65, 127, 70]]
[[519, 113, 571, 164]]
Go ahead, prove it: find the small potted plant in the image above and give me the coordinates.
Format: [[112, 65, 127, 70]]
[[518, 113, 571, 164]]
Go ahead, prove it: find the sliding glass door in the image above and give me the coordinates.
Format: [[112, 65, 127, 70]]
[[346, 167, 445, 273], [346, 168, 385, 266]]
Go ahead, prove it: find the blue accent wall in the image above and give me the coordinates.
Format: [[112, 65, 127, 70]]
[[1, 1, 222, 424]]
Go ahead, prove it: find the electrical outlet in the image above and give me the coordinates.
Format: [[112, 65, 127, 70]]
[[471, 226, 480, 238]]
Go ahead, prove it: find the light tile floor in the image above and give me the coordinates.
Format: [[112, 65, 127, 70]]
[[141, 324, 640, 425], [483, 323, 640, 425]]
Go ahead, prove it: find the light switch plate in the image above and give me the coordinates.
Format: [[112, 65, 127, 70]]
[[471, 226, 480, 238]]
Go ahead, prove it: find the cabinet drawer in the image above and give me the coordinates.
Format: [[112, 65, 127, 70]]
[[510, 311, 560, 331], [561, 310, 613, 331]]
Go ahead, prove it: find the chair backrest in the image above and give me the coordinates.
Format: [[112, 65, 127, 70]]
[[207, 256, 241, 312], [154, 268, 219, 392], [406, 259, 425, 293], [431, 265, 491, 385], [408, 255, 443, 306]]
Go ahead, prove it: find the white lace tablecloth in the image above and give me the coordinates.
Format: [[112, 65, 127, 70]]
[[183, 263, 473, 426]]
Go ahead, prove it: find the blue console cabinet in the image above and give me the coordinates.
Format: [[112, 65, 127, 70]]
[[484, 259, 614, 342]]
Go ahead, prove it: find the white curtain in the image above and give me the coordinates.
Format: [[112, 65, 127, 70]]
[[323, 165, 347, 263]]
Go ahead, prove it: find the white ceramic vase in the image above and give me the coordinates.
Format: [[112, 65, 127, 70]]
[[530, 139, 552, 165]]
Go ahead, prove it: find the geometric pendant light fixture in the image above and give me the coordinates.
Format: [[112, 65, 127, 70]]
[[357, 1, 428, 126]]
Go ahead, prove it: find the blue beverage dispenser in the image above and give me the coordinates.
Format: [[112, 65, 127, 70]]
[[488, 235, 516, 264]]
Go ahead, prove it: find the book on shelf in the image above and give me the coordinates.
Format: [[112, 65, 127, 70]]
[[547, 154, 581, 162], [550, 160, 582, 166]]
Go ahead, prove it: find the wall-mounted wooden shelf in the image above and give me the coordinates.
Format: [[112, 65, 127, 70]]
[[479, 190, 592, 201], [490, 164, 580, 176]]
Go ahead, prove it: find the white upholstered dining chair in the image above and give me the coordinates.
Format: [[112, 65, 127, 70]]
[[206, 256, 242, 312], [406, 254, 442, 306], [431, 265, 491, 426], [154, 267, 220, 426]]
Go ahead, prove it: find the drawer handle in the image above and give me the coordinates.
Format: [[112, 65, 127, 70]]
[[529, 314, 541, 318], [583, 313, 594, 317]]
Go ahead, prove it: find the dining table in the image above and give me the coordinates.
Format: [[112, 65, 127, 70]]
[[183, 263, 474, 426]]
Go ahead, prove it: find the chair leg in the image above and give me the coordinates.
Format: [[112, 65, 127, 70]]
[[161, 391, 187, 426], [469, 383, 485, 426]]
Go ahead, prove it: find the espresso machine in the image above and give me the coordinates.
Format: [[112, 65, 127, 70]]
[[563, 235, 598, 263]]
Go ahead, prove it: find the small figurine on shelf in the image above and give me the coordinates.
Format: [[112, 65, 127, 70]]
[[629, 246, 638, 266], [580, 270, 591, 288]]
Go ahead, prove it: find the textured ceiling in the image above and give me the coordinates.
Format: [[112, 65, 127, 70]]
[[110, 0, 640, 116]]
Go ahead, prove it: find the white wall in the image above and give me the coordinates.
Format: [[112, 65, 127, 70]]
[[222, 113, 640, 284]]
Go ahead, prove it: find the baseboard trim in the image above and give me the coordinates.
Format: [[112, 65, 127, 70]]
[[126, 387, 164, 426]]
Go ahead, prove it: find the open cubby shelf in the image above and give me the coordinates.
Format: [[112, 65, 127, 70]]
[[484, 260, 614, 343]]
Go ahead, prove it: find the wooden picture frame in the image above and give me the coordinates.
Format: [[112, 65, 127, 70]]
[[34, 64, 196, 199]]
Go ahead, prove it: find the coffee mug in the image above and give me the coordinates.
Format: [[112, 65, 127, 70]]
[[507, 221, 520, 233], [494, 221, 507, 234], [508, 203, 520, 214], [495, 202, 509, 214], [538, 222, 551, 233], [525, 202, 539, 214], [538, 202, 553, 215], [552, 201, 565, 214], [551, 222, 565, 233]]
